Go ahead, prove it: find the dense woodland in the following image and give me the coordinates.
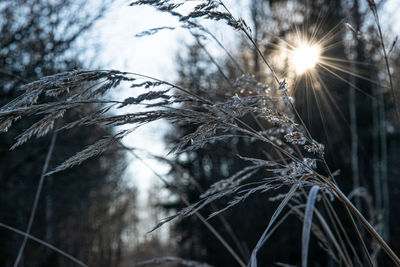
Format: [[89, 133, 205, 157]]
[[1, 0, 400, 266], [0, 1, 136, 266], [164, 0, 400, 266]]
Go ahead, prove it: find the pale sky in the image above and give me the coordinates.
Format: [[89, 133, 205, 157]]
[[84, 0, 247, 237], [86, 0, 243, 204], [91, 1, 189, 236], [75, 1, 235, 237]]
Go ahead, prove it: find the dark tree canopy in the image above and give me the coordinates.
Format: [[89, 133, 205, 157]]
[[164, 0, 400, 266], [0, 1, 136, 267]]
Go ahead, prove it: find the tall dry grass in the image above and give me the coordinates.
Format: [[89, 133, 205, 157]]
[[0, 0, 399, 266]]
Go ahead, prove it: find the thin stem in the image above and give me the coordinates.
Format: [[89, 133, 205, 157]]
[[371, 4, 400, 126], [332, 184, 400, 266], [200, 26, 246, 75], [343, 205, 374, 267], [123, 71, 213, 105], [0, 222, 87, 267], [321, 194, 354, 266], [123, 146, 246, 267], [218, 0, 280, 84], [129, 145, 251, 260], [13, 127, 58, 267], [368, 3, 392, 239]]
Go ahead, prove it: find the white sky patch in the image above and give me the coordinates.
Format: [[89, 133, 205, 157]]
[[93, 3, 182, 197], [83, 0, 242, 237], [94, 3, 186, 238], [72, 1, 186, 237], [82, 0, 248, 237], [88, 0, 243, 204]]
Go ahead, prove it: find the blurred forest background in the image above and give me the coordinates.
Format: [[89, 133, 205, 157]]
[[0, 1, 137, 266], [1, 0, 400, 266]]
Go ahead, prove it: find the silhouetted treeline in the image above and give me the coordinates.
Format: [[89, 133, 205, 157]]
[[164, 0, 400, 266], [0, 1, 137, 266]]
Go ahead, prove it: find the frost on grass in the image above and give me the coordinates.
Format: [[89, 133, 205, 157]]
[[0, 0, 328, 259], [0, 0, 329, 241], [1, 1, 397, 266], [0, 68, 327, 226]]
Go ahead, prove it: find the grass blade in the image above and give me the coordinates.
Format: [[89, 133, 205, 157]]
[[313, 210, 350, 266], [250, 184, 299, 267], [302, 185, 320, 267]]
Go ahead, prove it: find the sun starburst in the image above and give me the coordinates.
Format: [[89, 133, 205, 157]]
[[291, 43, 321, 74]]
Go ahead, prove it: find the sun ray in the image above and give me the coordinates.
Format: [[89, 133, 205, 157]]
[[256, 2, 393, 161], [318, 63, 377, 100], [318, 59, 384, 88], [311, 78, 332, 147], [254, 2, 384, 147], [314, 71, 347, 134], [319, 56, 373, 66], [316, 16, 349, 47], [320, 40, 349, 51]]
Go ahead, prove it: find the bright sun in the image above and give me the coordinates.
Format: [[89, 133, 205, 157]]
[[291, 43, 321, 74]]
